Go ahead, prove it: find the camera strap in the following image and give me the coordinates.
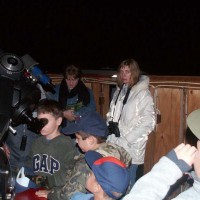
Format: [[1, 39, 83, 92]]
[[20, 124, 27, 151], [112, 84, 132, 122], [114, 84, 124, 105]]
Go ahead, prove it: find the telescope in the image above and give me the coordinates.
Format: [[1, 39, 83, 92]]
[[0, 50, 54, 199]]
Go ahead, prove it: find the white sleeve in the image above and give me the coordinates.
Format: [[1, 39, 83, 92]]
[[123, 156, 183, 200]]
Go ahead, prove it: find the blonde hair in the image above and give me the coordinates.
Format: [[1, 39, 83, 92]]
[[117, 59, 141, 87]]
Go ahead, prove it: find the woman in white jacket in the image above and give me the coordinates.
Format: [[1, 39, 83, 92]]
[[107, 59, 155, 187]]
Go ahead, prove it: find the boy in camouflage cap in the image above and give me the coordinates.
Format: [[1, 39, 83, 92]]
[[36, 111, 131, 199]]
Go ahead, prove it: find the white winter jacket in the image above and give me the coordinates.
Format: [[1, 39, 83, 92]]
[[107, 75, 155, 164]]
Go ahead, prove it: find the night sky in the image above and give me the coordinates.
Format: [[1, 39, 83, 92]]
[[1, 1, 200, 75]]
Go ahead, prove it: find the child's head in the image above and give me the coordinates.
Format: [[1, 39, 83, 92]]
[[75, 131, 107, 152], [36, 99, 63, 137], [37, 99, 63, 118], [85, 151, 130, 200], [187, 109, 200, 140], [63, 111, 108, 152]]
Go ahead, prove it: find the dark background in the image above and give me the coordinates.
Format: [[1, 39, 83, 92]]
[[0, 1, 200, 75]]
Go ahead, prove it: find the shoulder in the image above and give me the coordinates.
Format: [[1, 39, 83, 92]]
[[139, 75, 150, 83], [54, 84, 61, 94], [129, 77, 153, 101], [74, 154, 88, 171], [96, 142, 131, 164], [55, 83, 61, 88], [46, 84, 60, 100], [34, 135, 43, 143], [55, 135, 74, 145], [132, 75, 150, 91], [31, 136, 44, 149]]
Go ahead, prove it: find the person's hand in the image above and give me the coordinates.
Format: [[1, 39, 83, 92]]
[[35, 189, 50, 198], [3, 143, 10, 158], [194, 140, 200, 177], [174, 143, 197, 167], [63, 109, 76, 121]]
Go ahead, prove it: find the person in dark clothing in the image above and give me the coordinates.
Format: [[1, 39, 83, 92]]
[[47, 65, 96, 128]]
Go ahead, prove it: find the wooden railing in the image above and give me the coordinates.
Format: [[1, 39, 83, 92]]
[[49, 73, 200, 174]]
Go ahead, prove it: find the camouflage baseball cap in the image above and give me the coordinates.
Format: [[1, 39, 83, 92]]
[[187, 109, 200, 139]]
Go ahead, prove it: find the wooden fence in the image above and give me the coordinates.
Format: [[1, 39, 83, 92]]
[[49, 73, 200, 174]]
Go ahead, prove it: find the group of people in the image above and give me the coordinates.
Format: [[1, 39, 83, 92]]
[[2, 58, 199, 200]]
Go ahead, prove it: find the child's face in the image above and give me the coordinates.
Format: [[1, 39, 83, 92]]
[[75, 133, 91, 152], [37, 112, 61, 138], [86, 171, 98, 193]]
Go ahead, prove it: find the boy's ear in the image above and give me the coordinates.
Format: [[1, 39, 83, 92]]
[[57, 117, 62, 126], [87, 135, 96, 145]]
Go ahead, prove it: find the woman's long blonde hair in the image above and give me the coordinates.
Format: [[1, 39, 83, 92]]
[[117, 59, 141, 87]]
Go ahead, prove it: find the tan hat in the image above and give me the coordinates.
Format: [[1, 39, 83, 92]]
[[187, 109, 200, 139]]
